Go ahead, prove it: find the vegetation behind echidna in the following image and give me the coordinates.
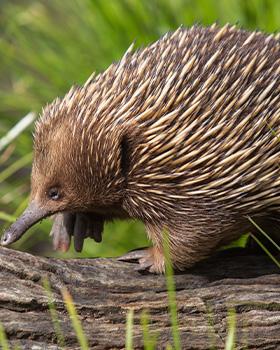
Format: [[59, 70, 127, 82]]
[[0, 0, 279, 258]]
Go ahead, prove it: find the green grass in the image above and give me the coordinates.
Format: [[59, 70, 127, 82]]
[[43, 278, 66, 349], [247, 216, 280, 252], [225, 308, 236, 350], [126, 309, 134, 350], [0, 322, 10, 350], [140, 310, 158, 350], [205, 304, 217, 350], [249, 232, 280, 269], [163, 230, 181, 350], [62, 289, 89, 350], [247, 216, 280, 269]]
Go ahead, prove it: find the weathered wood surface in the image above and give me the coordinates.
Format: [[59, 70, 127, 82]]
[[0, 246, 279, 349]]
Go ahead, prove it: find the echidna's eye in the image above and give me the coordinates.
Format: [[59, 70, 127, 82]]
[[47, 187, 60, 201]]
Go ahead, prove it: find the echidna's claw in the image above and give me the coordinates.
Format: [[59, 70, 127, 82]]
[[118, 247, 165, 274], [117, 248, 149, 262], [51, 213, 71, 252], [73, 214, 87, 252], [136, 255, 155, 272], [85, 217, 103, 243]]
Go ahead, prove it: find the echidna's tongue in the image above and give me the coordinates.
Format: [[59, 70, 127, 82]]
[[0, 201, 51, 246]]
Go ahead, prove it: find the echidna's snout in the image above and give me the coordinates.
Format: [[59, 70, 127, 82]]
[[0, 201, 51, 246]]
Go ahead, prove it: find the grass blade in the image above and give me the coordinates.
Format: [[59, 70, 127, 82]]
[[205, 304, 217, 350], [0, 322, 9, 350], [250, 233, 280, 269], [140, 310, 158, 350], [163, 229, 181, 350], [225, 308, 236, 350], [247, 216, 280, 252], [0, 152, 32, 184], [62, 289, 89, 350], [0, 112, 36, 152], [0, 211, 17, 223], [125, 308, 134, 350], [43, 277, 65, 349]]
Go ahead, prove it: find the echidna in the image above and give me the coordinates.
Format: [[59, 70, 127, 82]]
[[1, 24, 279, 273]]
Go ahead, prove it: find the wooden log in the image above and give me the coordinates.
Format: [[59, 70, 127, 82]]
[[0, 246, 279, 349]]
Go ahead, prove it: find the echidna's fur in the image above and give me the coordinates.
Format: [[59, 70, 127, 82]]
[[9, 25, 280, 272]]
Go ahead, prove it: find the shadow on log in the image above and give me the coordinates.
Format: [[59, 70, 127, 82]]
[[0, 247, 279, 349]]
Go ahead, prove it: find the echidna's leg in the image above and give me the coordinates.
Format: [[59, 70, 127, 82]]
[[117, 231, 165, 273], [118, 224, 222, 274], [168, 225, 231, 271], [140, 222, 224, 273], [116, 224, 165, 273], [141, 224, 166, 273]]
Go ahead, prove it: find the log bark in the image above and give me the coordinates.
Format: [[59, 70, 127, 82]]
[[0, 246, 279, 350]]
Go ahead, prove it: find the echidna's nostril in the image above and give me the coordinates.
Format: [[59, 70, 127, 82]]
[[1, 233, 8, 243], [1, 236, 6, 245], [1, 231, 13, 245]]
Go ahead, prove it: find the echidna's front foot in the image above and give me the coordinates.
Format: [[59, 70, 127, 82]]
[[51, 212, 104, 253], [138, 247, 165, 274], [118, 247, 165, 274]]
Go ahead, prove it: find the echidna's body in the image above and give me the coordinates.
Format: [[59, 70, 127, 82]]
[[2, 25, 280, 272]]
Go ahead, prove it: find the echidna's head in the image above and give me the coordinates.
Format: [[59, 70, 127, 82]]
[[1, 87, 131, 246]]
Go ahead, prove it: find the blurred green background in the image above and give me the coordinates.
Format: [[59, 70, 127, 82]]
[[0, 0, 279, 258]]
